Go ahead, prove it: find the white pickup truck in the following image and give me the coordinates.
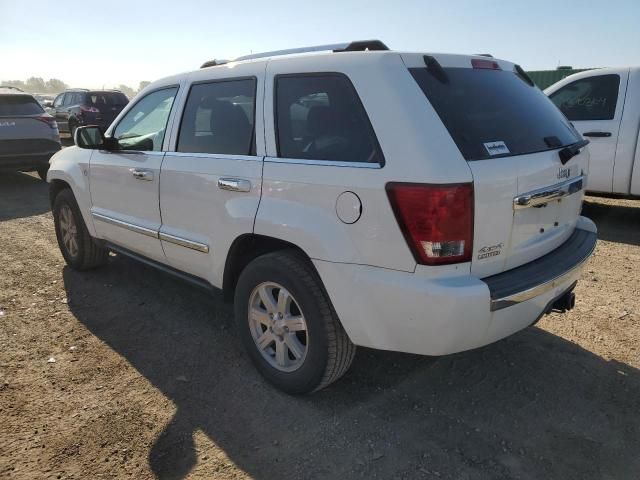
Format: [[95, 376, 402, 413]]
[[546, 67, 640, 196]]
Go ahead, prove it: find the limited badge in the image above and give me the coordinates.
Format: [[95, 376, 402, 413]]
[[483, 141, 510, 156], [478, 242, 504, 260]]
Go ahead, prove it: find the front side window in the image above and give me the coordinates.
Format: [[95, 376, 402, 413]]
[[549, 74, 620, 121], [53, 94, 64, 108], [275, 74, 383, 164], [62, 93, 76, 106], [114, 87, 178, 151], [177, 79, 256, 155]]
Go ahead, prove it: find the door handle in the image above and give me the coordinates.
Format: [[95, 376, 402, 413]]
[[583, 131, 611, 138], [130, 168, 154, 181], [218, 178, 251, 192]]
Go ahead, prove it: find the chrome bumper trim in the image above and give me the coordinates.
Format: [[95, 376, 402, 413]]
[[91, 211, 158, 238], [159, 231, 209, 253], [513, 175, 584, 210], [489, 229, 597, 311]]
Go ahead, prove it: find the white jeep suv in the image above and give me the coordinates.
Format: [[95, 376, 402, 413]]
[[47, 41, 597, 394]]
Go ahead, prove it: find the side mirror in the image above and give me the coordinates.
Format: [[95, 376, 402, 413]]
[[75, 125, 106, 149], [43, 100, 53, 108]]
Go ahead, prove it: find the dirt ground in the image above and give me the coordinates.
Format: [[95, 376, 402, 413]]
[[1, 171, 639, 480]]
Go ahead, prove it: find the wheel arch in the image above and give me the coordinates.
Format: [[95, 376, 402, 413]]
[[222, 233, 316, 303], [47, 149, 96, 237], [49, 178, 72, 207]]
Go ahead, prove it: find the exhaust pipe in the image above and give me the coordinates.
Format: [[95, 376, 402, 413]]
[[551, 290, 576, 313]]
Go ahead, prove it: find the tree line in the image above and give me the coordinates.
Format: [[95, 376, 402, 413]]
[[1, 77, 151, 99]]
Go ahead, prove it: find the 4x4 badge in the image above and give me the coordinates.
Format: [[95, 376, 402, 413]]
[[478, 242, 504, 260]]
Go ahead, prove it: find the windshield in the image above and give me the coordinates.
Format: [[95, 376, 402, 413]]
[[0, 95, 44, 116], [410, 67, 581, 160], [88, 92, 128, 106]]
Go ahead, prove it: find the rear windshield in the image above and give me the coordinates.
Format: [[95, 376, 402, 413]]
[[0, 95, 44, 116], [88, 92, 128, 106], [410, 67, 581, 160]]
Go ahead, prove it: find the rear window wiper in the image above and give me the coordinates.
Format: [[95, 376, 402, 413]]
[[558, 139, 589, 165], [514, 64, 535, 87], [423, 55, 449, 84]]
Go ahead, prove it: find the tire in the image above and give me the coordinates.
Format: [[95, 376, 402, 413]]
[[37, 166, 49, 182], [52, 188, 108, 270], [234, 250, 356, 394]]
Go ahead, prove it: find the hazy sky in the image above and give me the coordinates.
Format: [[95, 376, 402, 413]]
[[1, 0, 639, 89]]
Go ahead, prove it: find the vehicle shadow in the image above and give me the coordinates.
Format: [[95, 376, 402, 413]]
[[582, 196, 640, 246], [0, 171, 50, 221], [62, 257, 640, 480]]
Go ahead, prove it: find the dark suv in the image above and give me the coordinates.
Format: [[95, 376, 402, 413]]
[[0, 87, 61, 180], [50, 89, 128, 136]]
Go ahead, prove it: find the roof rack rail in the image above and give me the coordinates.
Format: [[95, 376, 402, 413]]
[[234, 39, 388, 62], [475, 53, 494, 58], [201, 59, 230, 69], [0, 85, 24, 92]]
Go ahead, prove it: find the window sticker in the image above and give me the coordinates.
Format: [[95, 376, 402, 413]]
[[483, 141, 510, 156]]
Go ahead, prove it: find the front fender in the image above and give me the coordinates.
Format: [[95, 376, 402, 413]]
[[48, 146, 96, 236]]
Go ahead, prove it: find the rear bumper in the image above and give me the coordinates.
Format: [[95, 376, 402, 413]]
[[0, 139, 61, 170], [314, 216, 597, 356], [0, 152, 59, 170], [484, 223, 597, 311]]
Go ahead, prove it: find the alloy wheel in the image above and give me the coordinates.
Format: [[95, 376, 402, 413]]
[[248, 282, 309, 372]]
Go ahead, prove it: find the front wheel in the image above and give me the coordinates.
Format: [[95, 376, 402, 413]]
[[52, 188, 108, 270], [234, 250, 355, 394]]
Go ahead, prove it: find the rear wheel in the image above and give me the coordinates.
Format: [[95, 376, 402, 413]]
[[53, 188, 108, 270], [234, 250, 355, 394]]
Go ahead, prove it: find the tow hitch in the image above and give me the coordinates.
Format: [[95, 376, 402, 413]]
[[550, 290, 576, 313]]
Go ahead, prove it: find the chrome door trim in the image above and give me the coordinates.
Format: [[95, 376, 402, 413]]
[[265, 157, 382, 169], [159, 231, 209, 253], [91, 211, 158, 238], [168, 151, 262, 162], [513, 175, 584, 210]]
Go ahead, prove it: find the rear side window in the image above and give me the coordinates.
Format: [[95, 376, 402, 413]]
[[177, 78, 256, 155], [89, 92, 128, 106], [275, 74, 383, 164], [549, 74, 620, 121], [410, 67, 581, 160], [0, 95, 44, 115]]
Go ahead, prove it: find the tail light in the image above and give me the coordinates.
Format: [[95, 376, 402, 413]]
[[35, 114, 58, 130], [80, 105, 100, 113], [386, 183, 473, 265]]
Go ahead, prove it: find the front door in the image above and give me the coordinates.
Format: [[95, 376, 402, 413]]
[[89, 86, 179, 263], [159, 68, 264, 287], [548, 70, 629, 193]]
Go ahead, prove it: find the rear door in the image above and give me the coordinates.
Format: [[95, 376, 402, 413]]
[[159, 66, 264, 287], [89, 86, 179, 263], [404, 54, 588, 277], [547, 70, 629, 193]]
